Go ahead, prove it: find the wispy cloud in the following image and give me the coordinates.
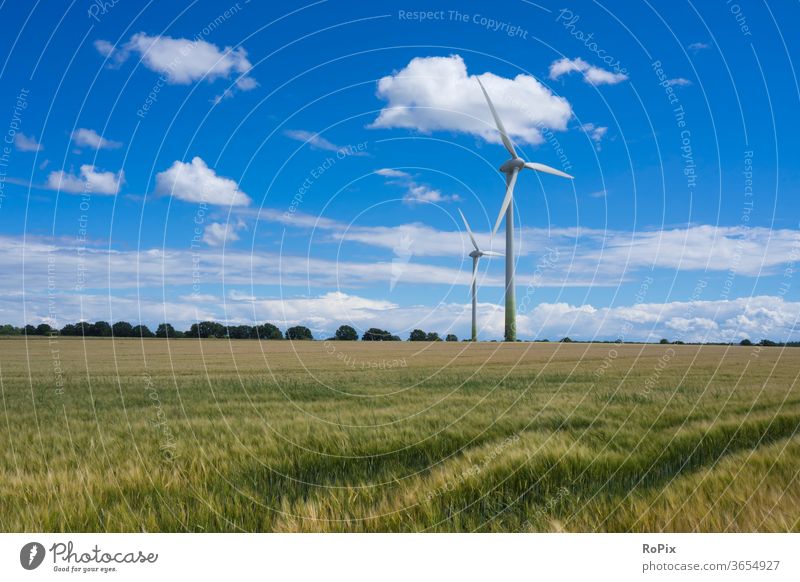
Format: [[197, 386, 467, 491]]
[[666, 78, 692, 87], [285, 129, 367, 156], [95, 33, 257, 94], [14, 133, 42, 152], [549, 57, 628, 86], [376, 168, 461, 205], [71, 128, 122, 150], [580, 123, 608, 148]]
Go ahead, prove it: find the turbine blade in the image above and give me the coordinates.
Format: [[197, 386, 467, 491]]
[[492, 168, 519, 236], [458, 208, 480, 252], [481, 250, 503, 257], [476, 77, 517, 158], [523, 161, 574, 179]]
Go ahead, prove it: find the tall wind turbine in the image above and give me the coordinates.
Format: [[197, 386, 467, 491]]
[[476, 78, 574, 341], [459, 209, 502, 342]]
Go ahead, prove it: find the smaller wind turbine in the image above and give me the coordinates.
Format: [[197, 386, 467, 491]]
[[459, 209, 503, 342]]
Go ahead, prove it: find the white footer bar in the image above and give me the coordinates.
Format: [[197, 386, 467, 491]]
[[1, 533, 796, 581]]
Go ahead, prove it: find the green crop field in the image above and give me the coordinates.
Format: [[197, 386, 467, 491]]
[[1, 337, 798, 532]]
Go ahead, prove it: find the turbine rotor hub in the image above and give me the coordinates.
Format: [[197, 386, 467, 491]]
[[499, 157, 525, 173]]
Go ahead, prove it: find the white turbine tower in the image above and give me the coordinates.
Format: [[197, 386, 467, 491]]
[[476, 78, 574, 341], [458, 209, 502, 342]]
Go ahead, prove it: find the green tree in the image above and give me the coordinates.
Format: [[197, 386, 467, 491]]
[[227, 325, 255, 339], [739, 338, 753, 346], [190, 321, 226, 338], [362, 328, 394, 341], [559, 337, 573, 343], [91, 321, 113, 337], [132, 325, 155, 338], [112, 321, 134, 337], [24, 324, 36, 335], [445, 334, 458, 342], [156, 323, 176, 338], [285, 325, 313, 340], [256, 323, 283, 340], [659, 338, 669, 344], [60, 324, 79, 336], [36, 323, 53, 336], [409, 329, 427, 341], [425, 332, 441, 342], [335, 325, 358, 341]]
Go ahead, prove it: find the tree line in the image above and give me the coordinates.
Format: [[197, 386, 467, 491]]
[[1, 322, 796, 346], [0, 321, 459, 342]]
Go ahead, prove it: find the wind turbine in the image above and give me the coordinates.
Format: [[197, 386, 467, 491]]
[[476, 77, 574, 341], [458, 209, 502, 342]]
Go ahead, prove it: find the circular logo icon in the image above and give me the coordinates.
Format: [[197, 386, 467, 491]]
[[20, 542, 46, 570]]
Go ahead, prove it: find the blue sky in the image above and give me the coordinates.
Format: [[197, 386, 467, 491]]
[[0, 0, 798, 341]]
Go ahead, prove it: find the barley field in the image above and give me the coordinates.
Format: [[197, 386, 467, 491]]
[[1, 337, 798, 532]]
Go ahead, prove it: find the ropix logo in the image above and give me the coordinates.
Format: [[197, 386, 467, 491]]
[[20, 542, 46, 570]]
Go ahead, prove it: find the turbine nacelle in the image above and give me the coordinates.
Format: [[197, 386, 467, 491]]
[[469, 249, 502, 259], [499, 157, 525, 174], [458, 209, 501, 259]]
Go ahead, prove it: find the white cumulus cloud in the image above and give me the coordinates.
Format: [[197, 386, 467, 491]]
[[45, 165, 123, 195], [155, 157, 251, 207], [203, 221, 246, 247], [370, 54, 573, 145]]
